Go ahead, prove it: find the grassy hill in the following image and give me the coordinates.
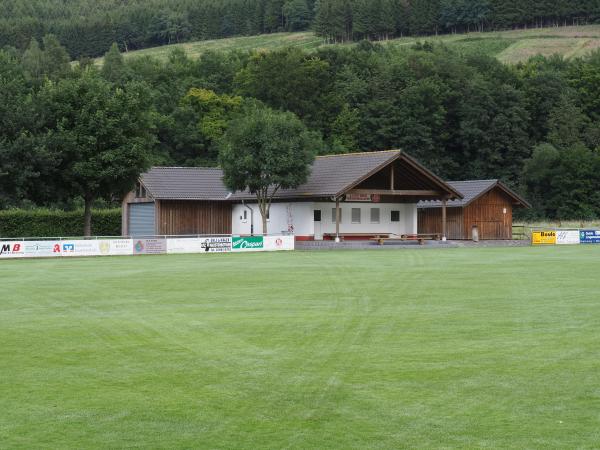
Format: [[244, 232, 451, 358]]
[[97, 25, 600, 65]]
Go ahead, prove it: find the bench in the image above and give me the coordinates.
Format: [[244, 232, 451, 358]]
[[371, 233, 442, 246]]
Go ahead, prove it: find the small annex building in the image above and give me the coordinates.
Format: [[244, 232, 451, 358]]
[[417, 180, 530, 240], [122, 150, 463, 240]]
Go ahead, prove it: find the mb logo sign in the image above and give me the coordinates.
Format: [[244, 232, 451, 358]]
[[0, 243, 22, 256]]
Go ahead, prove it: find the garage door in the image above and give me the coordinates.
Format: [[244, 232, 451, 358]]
[[129, 203, 156, 236]]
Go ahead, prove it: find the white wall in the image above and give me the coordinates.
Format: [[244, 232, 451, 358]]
[[232, 201, 417, 238], [314, 202, 416, 237], [232, 202, 314, 236]]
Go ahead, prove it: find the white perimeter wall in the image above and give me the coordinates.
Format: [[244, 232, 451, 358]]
[[232, 202, 417, 238]]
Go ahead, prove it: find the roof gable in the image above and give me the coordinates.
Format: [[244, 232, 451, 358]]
[[418, 180, 530, 209], [140, 150, 463, 202]]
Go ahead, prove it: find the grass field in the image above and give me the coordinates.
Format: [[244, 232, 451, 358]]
[[2, 246, 600, 448], [97, 25, 600, 65]]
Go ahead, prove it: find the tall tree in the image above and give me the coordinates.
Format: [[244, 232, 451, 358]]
[[219, 106, 322, 234], [38, 70, 157, 236]]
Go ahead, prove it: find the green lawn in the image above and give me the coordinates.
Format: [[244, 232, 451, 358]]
[[95, 25, 600, 65], [1, 246, 600, 448]]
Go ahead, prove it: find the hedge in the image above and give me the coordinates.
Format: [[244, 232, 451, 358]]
[[0, 209, 121, 238]]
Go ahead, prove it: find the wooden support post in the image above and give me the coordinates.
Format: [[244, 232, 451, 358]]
[[335, 197, 341, 242], [390, 164, 395, 191], [442, 197, 447, 241]]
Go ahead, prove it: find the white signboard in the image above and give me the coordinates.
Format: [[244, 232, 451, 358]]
[[97, 239, 134, 256], [556, 230, 580, 245], [23, 241, 62, 257], [167, 237, 232, 254], [264, 235, 295, 251], [60, 240, 101, 257], [0, 241, 24, 258]]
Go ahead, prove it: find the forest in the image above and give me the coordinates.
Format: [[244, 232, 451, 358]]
[[1, 36, 600, 220], [1, 0, 600, 58]]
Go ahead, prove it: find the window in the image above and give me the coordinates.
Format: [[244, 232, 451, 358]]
[[351, 208, 361, 224], [314, 210, 322, 222], [331, 208, 342, 223], [242, 210, 248, 222], [135, 183, 146, 199], [370, 208, 380, 224], [391, 210, 400, 222]]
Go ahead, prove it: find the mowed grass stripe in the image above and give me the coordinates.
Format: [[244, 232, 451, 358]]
[[1, 247, 600, 448]]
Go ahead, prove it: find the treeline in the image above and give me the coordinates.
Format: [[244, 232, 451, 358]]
[[2, 0, 600, 59], [314, 0, 600, 41], [2, 38, 600, 220], [0, 0, 317, 58]]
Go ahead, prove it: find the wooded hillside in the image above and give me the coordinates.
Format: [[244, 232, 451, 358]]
[[1, 0, 599, 58]]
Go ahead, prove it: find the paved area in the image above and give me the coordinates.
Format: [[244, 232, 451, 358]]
[[296, 240, 530, 251]]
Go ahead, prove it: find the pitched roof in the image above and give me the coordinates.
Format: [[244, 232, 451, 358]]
[[417, 180, 531, 208], [141, 167, 230, 200], [140, 150, 463, 201]]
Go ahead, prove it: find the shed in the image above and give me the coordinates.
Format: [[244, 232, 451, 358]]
[[417, 180, 530, 240]]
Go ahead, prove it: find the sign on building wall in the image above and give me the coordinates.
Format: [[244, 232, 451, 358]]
[[556, 230, 580, 245], [532, 231, 556, 245], [232, 236, 264, 252], [580, 230, 600, 244]]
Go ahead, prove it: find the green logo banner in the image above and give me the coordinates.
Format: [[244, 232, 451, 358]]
[[232, 236, 264, 250]]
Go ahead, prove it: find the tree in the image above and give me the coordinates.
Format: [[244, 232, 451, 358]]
[[38, 70, 157, 236], [101, 43, 128, 83], [219, 106, 322, 234]]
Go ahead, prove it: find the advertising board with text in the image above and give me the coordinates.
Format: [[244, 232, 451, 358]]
[[532, 231, 556, 245], [556, 230, 580, 245], [0, 241, 24, 258], [580, 230, 600, 244], [167, 237, 232, 254], [232, 236, 264, 252]]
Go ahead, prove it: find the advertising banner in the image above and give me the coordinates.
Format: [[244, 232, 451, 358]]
[[97, 239, 134, 256], [167, 237, 232, 254], [532, 231, 556, 245], [232, 236, 264, 252], [556, 230, 580, 245], [61, 240, 101, 257], [23, 241, 62, 257], [133, 238, 167, 255], [580, 230, 600, 244], [0, 241, 24, 258], [264, 235, 295, 251]]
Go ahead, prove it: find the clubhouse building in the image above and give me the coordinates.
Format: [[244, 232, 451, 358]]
[[122, 150, 527, 241]]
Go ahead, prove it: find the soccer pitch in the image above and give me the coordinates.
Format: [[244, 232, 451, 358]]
[[1, 247, 599, 448]]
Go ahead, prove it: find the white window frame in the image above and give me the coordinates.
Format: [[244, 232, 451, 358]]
[[351, 208, 361, 224], [370, 208, 380, 224]]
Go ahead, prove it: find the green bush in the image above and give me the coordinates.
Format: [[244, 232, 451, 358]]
[[0, 209, 121, 238]]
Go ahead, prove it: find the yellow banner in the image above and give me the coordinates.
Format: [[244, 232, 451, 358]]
[[532, 231, 556, 245]]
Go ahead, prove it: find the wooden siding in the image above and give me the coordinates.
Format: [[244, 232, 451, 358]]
[[157, 200, 232, 235], [418, 207, 464, 239], [418, 187, 515, 240], [463, 189, 513, 240]]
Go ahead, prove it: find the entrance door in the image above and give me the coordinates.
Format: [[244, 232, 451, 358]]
[[314, 209, 323, 240]]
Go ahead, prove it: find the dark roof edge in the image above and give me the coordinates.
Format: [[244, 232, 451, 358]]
[[401, 154, 464, 200], [484, 181, 531, 209]]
